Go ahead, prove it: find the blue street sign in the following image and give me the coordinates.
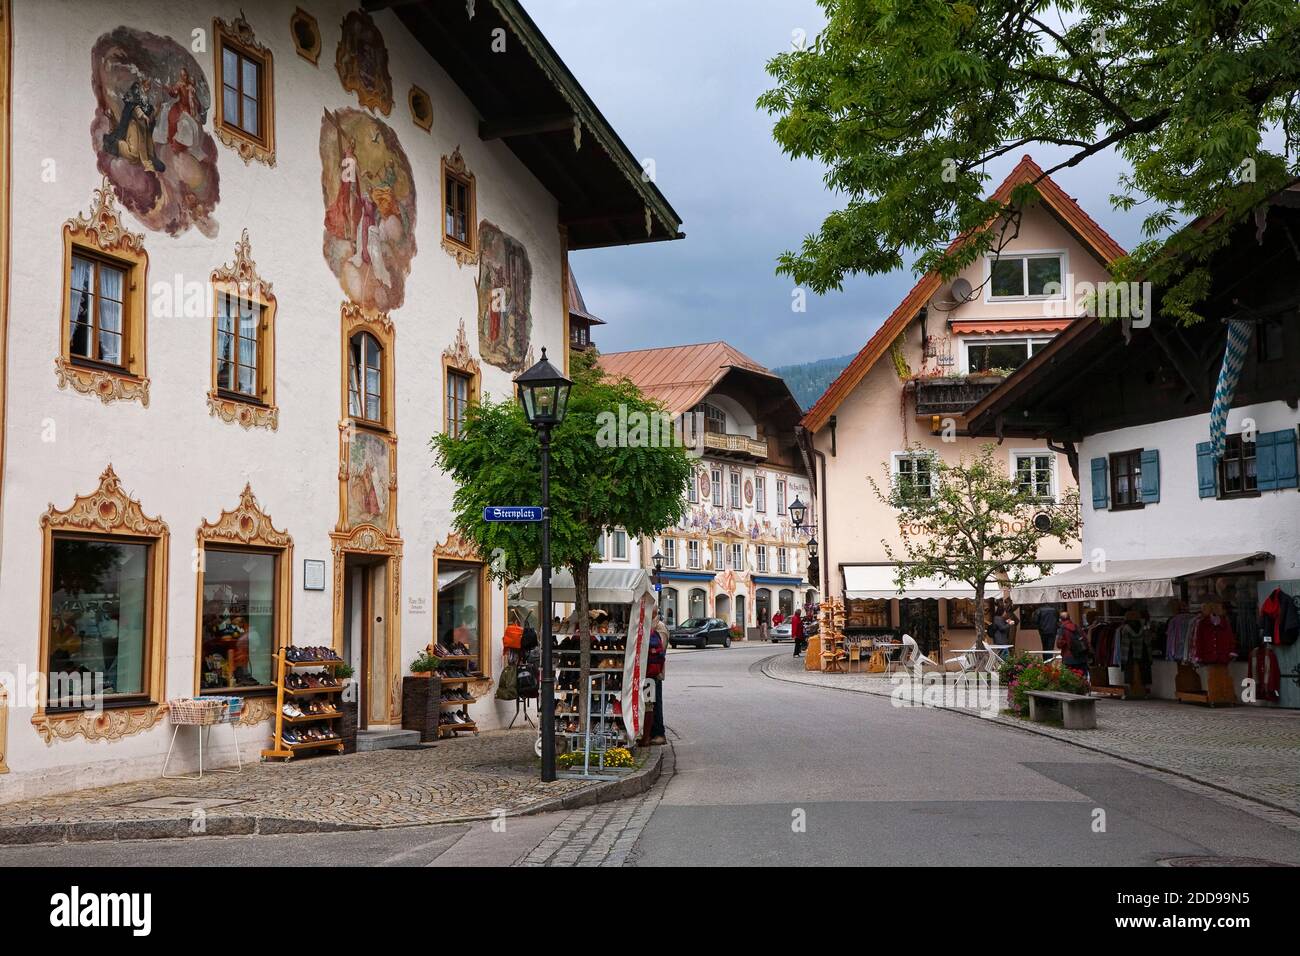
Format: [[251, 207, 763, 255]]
[[483, 506, 545, 523], [654, 583, 662, 593]]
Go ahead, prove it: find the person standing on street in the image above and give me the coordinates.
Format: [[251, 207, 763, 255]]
[[1033, 603, 1059, 652], [1057, 610, 1090, 685], [791, 608, 805, 658], [648, 607, 669, 745]]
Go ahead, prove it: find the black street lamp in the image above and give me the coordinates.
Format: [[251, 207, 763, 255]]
[[516, 347, 572, 783], [789, 495, 808, 532]]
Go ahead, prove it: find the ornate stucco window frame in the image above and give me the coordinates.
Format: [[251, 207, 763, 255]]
[[57, 179, 149, 406], [289, 7, 321, 65], [341, 303, 396, 434], [433, 531, 493, 680], [213, 14, 277, 167], [193, 485, 293, 725], [34, 466, 170, 744], [440, 147, 478, 268], [408, 85, 433, 132], [208, 229, 278, 430], [442, 318, 480, 437]]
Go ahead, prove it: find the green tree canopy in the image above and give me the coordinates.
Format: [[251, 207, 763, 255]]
[[432, 349, 693, 716], [870, 444, 1082, 645], [759, 0, 1300, 323]]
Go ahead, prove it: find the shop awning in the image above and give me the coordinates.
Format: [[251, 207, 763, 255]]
[[1010, 552, 1271, 604], [518, 567, 652, 605], [843, 565, 976, 600]]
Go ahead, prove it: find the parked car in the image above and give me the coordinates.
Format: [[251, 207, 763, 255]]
[[769, 620, 792, 642], [670, 617, 732, 649]]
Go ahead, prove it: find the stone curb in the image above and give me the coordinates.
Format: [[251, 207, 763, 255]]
[[0, 749, 664, 847], [759, 653, 1300, 821]]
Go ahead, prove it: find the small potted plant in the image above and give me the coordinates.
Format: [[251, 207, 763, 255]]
[[402, 650, 442, 742]]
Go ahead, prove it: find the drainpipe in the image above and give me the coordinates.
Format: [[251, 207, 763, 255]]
[[814, 447, 829, 598]]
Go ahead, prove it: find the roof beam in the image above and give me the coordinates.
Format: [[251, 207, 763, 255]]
[[480, 113, 577, 141]]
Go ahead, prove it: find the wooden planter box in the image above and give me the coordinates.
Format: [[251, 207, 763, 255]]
[[402, 675, 442, 742], [340, 695, 359, 755]]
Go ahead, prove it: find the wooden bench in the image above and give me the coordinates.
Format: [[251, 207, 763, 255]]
[[1026, 690, 1097, 729]]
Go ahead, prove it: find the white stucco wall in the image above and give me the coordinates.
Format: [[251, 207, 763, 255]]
[[0, 0, 567, 800], [1078, 401, 1300, 576]]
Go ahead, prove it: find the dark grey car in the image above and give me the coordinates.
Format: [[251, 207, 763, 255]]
[[670, 617, 732, 649]]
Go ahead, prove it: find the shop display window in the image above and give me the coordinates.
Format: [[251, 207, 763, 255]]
[[438, 561, 482, 671], [48, 536, 150, 705], [200, 549, 277, 692]]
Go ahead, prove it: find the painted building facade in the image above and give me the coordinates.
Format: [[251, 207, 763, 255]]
[[599, 342, 814, 635], [799, 157, 1126, 658], [0, 0, 681, 799]]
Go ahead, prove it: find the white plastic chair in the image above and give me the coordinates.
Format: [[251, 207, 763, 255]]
[[899, 633, 937, 675]]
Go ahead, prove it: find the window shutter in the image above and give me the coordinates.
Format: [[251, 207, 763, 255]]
[[1090, 457, 1108, 510], [1195, 442, 1218, 498], [1139, 449, 1160, 503], [1257, 428, 1299, 491]]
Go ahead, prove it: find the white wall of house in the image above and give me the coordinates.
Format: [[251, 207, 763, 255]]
[[1079, 401, 1300, 576], [0, 0, 566, 800]]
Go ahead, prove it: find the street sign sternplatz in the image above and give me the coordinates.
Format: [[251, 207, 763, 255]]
[[483, 506, 545, 523]]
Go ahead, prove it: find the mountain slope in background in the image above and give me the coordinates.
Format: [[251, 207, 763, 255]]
[[771, 353, 856, 411]]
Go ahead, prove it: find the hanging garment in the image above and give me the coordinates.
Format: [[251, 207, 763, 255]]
[[1193, 614, 1237, 665], [1260, 588, 1300, 646], [1247, 644, 1281, 702]]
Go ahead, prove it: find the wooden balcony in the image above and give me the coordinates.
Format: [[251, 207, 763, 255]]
[[700, 431, 769, 459], [913, 376, 1006, 418]]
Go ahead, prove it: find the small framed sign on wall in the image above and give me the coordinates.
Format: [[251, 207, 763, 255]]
[[303, 559, 326, 591]]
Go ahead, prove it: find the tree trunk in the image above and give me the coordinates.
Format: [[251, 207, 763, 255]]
[[973, 580, 987, 649], [574, 560, 591, 730]]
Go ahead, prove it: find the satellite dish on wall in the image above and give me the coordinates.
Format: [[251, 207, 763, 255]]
[[932, 276, 974, 311]]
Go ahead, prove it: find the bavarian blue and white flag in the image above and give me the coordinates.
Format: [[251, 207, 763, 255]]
[[1209, 319, 1255, 458]]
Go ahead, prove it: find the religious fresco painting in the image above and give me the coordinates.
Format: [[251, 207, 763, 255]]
[[475, 221, 533, 372], [320, 107, 417, 313], [91, 26, 220, 237], [346, 430, 391, 530], [334, 9, 393, 115]]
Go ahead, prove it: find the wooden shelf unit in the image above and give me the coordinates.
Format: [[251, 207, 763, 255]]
[[260, 651, 347, 761]]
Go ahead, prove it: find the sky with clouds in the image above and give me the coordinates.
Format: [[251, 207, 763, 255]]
[[527, 0, 1150, 369]]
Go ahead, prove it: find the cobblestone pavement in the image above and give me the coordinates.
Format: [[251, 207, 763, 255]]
[[763, 653, 1300, 821], [0, 729, 602, 839], [518, 742, 675, 866]]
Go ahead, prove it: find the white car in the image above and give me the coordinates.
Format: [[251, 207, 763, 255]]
[[769, 621, 792, 642]]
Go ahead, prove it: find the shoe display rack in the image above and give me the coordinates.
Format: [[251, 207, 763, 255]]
[[260, 648, 346, 761], [553, 632, 628, 759], [432, 643, 483, 738]]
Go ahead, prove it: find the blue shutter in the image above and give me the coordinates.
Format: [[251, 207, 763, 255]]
[[1257, 428, 1299, 491], [1257, 430, 1279, 491], [1140, 449, 1160, 503], [1196, 441, 1218, 498], [1090, 457, 1108, 510]]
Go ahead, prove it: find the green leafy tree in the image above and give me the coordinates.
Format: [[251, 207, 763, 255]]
[[869, 444, 1081, 646], [431, 349, 693, 720], [758, 1, 1300, 322]]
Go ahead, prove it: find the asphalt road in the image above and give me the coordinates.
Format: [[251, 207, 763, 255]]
[[628, 643, 1300, 866], [3, 642, 1297, 866]]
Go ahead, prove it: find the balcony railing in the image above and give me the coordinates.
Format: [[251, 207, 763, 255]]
[[913, 376, 1006, 417], [699, 431, 769, 459]]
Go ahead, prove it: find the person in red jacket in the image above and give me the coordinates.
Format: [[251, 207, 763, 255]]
[[791, 609, 805, 658]]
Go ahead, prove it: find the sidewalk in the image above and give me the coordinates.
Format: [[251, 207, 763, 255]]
[[0, 728, 661, 845], [762, 653, 1300, 816]]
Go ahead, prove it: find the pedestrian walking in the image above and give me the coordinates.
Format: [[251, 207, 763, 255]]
[[648, 607, 669, 745], [791, 608, 805, 657], [1033, 603, 1059, 652]]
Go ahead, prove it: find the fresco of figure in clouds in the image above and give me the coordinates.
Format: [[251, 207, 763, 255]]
[[91, 26, 220, 237]]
